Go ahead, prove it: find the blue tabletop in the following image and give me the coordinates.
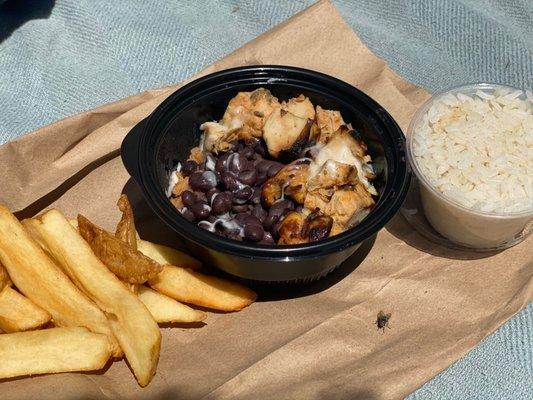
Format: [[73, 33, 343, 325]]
[[0, 1, 531, 398]]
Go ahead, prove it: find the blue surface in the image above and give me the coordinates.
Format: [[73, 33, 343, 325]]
[[0, 0, 532, 398]]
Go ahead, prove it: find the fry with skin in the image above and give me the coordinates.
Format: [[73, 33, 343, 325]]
[[149, 265, 257, 312], [137, 240, 202, 270], [0, 262, 11, 292], [113, 198, 205, 323], [0, 287, 51, 333], [137, 285, 206, 323], [0, 206, 120, 356], [78, 215, 162, 284], [115, 194, 138, 249], [24, 210, 161, 387], [0, 327, 112, 379]]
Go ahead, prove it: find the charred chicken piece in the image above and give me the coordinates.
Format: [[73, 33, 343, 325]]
[[277, 211, 306, 245], [261, 161, 310, 207], [278, 210, 333, 244], [263, 107, 313, 158]]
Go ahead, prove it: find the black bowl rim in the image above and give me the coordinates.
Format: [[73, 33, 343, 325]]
[[126, 65, 411, 259]]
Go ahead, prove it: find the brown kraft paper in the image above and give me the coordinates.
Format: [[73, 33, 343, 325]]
[[0, 1, 531, 399]]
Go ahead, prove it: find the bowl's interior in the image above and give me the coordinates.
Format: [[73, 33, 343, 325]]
[[155, 83, 390, 208]]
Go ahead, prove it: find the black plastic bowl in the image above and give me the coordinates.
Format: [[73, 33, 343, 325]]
[[121, 65, 410, 283]]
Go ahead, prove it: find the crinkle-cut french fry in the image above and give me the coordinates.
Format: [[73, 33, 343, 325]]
[[0, 205, 120, 356], [148, 265, 256, 312], [137, 285, 206, 324], [137, 240, 202, 270], [0, 287, 51, 333], [24, 210, 161, 387], [0, 327, 112, 379]]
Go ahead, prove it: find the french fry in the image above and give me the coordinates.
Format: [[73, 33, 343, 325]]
[[115, 194, 138, 249], [0, 262, 11, 292], [137, 240, 202, 270], [0, 327, 112, 379], [78, 215, 162, 284], [24, 210, 161, 387], [0, 287, 51, 333], [148, 265, 257, 312], [137, 285, 206, 324], [0, 206, 120, 356]]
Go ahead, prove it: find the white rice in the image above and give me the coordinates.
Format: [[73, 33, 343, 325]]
[[412, 88, 533, 214]]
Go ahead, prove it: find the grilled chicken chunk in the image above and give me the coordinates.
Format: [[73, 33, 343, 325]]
[[315, 105, 345, 142], [281, 95, 315, 120], [278, 210, 333, 244], [261, 161, 310, 207], [222, 88, 280, 136], [305, 182, 374, 234], [263, 107, 312, 158]]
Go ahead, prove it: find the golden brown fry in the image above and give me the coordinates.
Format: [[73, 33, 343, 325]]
[[25, 210, 161, 387], [149, 266, 256, 312], [0, 327, 112, 379], [0, 261, 11, 292], [137, 240, 202, 270], [78, 215, 162, 284], [0, 206, 120, 355], [137, 285, 206, 324], [0, 286, 51, 333], [116, 194, 138, 250]]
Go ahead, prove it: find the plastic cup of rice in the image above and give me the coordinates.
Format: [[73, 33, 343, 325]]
[[407, 83, 533, 250]]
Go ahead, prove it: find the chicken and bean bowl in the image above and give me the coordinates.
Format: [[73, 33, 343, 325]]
[[167, 88, 377, 245]]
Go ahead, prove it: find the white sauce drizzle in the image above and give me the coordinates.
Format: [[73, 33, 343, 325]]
[[166, 163, 182, 197]]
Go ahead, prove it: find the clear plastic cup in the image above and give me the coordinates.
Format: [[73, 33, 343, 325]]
[[406, 83, 533, 250]]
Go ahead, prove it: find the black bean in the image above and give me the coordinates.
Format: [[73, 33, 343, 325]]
[[181, 160, 199, 176], [251, 204, 267, 222], [189, 171, 217, 192], [181, 190, 196, 208], [240, 146, 255, 160], [234, 186, 253, 200], [251, 187, 262, 204], [269, 199, 294, 218], [267, 162, 284, 178], [206, 188, 219, 204], [234, 213, 261, 227], [257, 160, 273, 174], [181, 208, 195, 222], [262, 213, 280, 231], [228, 153, 244, 174], [253, 140, 267, 156], [211, 193, 233, 215], [255, 171, 268, 186], [215, 152, 231, 172], [221, 171, 240, 191], [229, 140, 243, 151], [232, 204, 249, 213], [259, 231, 275, 244], [190, 203, 210, 220], [244, 224, 264, 242], [237, 169, 257, 186], [193, 191, 208, 203]]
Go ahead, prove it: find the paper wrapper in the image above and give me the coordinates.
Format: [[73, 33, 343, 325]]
[[0, 1, 531, 399]]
